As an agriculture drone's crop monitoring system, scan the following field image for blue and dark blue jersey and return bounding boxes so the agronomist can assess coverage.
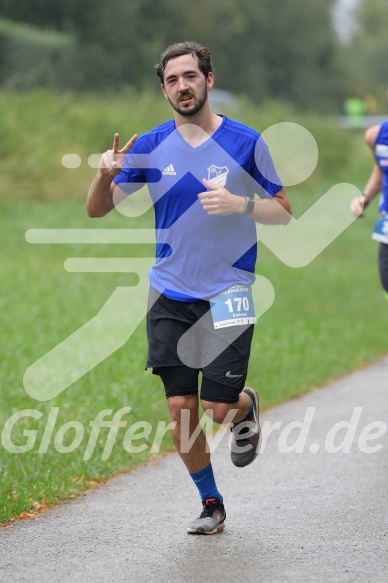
[375,121,388,214]
[113,115,282,300]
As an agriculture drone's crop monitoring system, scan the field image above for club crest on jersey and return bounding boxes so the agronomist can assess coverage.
[207,165,229,186]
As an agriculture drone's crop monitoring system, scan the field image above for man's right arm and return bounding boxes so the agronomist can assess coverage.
[86,172,116,217]
[86,133,138,218]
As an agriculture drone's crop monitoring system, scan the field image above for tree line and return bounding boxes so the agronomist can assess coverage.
[0,0,387,113]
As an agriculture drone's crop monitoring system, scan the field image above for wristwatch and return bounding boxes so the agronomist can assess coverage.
[243,196,255,215]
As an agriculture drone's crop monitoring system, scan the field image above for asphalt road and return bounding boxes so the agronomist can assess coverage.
[1,357,387,583]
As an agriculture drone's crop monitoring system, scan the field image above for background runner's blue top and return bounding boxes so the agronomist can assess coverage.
[375,120,388,214]
[113,115,282,300]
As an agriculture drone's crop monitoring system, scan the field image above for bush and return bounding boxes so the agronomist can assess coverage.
[0,89,372,201]
[0,18,76,91]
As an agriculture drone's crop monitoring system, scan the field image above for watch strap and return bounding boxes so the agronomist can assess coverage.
[243,196,255,215]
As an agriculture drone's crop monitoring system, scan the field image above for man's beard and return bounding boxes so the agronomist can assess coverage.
[168,86,208,117]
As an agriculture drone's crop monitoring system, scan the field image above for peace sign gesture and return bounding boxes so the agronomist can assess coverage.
[99,133,138,177]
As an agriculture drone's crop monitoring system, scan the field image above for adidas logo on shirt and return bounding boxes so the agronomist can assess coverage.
[162,164,177,176]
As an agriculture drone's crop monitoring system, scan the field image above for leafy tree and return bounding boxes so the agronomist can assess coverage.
[70,0,343,109]
[0,0,92,31]
[0,0,347,111]
[339,0,388,110]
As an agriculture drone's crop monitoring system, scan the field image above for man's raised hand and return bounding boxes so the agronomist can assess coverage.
[99,133,138,177]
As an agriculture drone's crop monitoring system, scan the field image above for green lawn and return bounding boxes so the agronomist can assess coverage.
[1,190,386,524]
[0,88,385,523]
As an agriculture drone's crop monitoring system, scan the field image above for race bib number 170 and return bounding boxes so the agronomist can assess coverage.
[209,284,256,329]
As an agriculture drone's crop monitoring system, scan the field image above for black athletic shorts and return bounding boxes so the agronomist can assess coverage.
[378,243,388,293]
[146,286,254,403]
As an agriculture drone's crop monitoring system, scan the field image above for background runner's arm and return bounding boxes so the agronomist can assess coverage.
[350,124,382,218]
[363,125,383,203]
[362,164,382,203]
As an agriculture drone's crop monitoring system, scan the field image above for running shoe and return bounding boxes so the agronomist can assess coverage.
[187,497,226,535]
[230,387,261,467]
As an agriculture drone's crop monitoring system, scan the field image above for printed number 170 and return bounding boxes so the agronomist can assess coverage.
[225,297,249,312]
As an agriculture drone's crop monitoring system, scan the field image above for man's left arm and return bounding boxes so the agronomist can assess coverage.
[198,180,292,225]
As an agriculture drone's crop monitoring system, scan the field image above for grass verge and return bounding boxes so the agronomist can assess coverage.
[0,190,386,524]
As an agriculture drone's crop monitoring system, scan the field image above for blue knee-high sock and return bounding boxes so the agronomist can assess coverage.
[189,463,223,504]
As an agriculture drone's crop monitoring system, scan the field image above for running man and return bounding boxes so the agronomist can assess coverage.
[350,121,388,296]
[87,41,292,534]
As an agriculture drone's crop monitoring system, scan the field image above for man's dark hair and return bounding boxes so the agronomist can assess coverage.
[155,41,213,83]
